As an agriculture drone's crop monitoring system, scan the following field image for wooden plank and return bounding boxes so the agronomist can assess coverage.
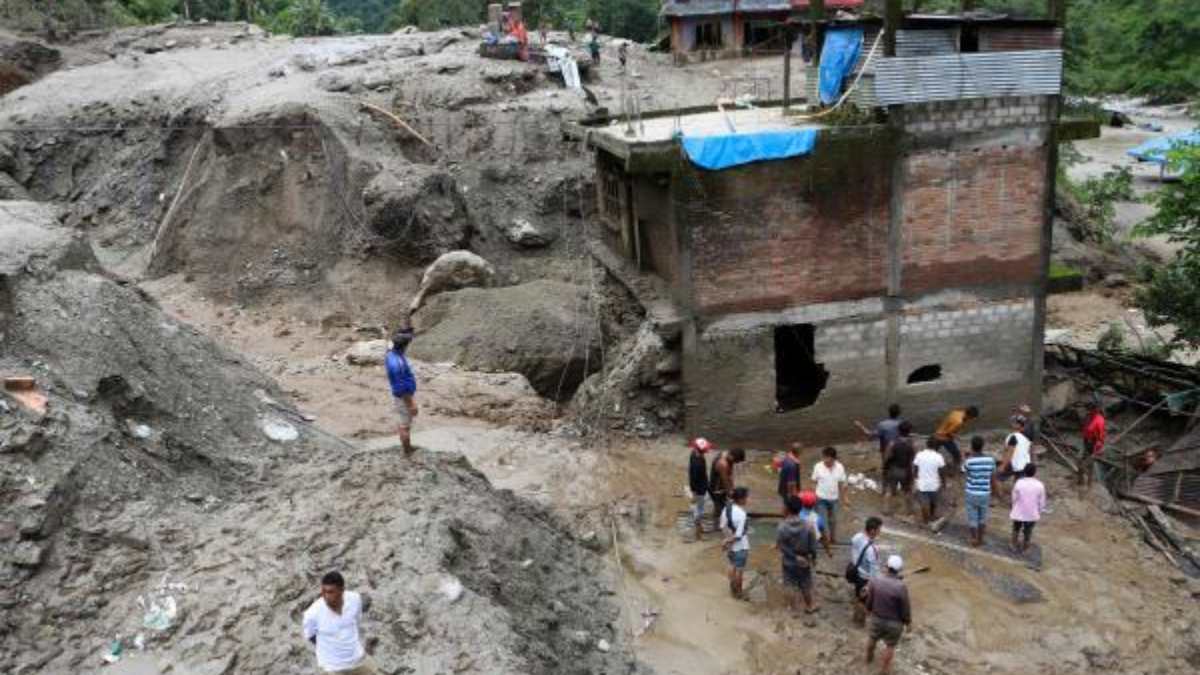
[3,376,36,391]
[1118,491,1200,519]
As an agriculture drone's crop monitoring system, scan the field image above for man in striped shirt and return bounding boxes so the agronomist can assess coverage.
[962,436,999,548]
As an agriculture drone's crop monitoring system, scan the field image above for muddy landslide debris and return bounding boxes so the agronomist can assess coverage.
[0,205,640,673]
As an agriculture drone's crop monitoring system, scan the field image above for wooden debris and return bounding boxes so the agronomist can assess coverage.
[357,101,433,148]
[1040,431,1080,474]
[3,376,36,391]
[1118,491,1200,520]
[1135,513,1177,567]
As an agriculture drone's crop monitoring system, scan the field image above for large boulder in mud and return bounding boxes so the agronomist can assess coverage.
[410,280,602,399]
[409,249,495,312]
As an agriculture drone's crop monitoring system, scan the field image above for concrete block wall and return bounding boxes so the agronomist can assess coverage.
[900,96,1056,135]
[684,298,1039,447]
[898,299,1035,390]
[684,310,890,446]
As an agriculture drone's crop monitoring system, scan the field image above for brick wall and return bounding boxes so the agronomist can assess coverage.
[900,142,1046,294]
[678,131,895,316]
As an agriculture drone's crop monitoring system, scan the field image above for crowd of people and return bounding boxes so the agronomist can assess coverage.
[685,401,1067,674]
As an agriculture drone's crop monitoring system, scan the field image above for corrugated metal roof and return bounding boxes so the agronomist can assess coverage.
[738,0,792,11]
[661,0,734,18]
[790,0,864,7]
[895,28,959,57]
[1146,426,1200,477]
[872,49,1062,105]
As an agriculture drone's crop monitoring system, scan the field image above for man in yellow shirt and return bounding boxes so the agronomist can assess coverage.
[931,405,979,507]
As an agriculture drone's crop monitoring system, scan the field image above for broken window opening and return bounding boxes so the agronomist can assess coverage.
[907,364,943,385]
[774,324,829,412]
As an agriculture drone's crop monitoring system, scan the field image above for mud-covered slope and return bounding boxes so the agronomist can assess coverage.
[0,23,595,305]
[0,212,640,674]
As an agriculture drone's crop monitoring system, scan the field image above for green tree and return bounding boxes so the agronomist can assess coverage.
[1135,145,1200,347]
[390,0,481,31]
[1067,0,1200,101]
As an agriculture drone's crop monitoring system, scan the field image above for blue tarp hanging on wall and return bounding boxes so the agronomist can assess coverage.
[1127,130,1200,165]
[818,28,863,106]
[680,128,819,171]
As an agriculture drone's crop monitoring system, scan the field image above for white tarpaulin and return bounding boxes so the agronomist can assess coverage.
[545,45,582,92]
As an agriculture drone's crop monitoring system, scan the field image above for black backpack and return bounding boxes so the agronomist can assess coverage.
[724,503,745,539]
[844,540,874,584]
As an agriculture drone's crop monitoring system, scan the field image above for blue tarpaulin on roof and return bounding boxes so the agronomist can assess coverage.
[680,128,819,171]
[1127,130,1200,165]
[818,27,863,106]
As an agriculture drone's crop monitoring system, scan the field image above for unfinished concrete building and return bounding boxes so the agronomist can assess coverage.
[578,6,1078,445]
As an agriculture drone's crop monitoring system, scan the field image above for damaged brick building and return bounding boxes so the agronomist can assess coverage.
[576,6,1082,445]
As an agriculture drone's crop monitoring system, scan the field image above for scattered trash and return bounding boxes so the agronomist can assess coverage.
[101,638,123,664]
[521,558,534,569]
[439,576,464,603]
[139,576,185,632]
[3,376,47,415]
[259,417,299,443]
[636,608,660,637]
[847,473,879,492]
[596,638,611,653]
[140,594,178,631]
[132,424,153,439]
[133,633,146,651]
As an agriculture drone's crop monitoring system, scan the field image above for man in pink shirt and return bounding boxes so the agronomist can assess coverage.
[1010,464,1046,555]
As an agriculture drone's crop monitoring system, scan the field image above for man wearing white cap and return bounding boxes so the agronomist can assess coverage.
[865,555,912,675]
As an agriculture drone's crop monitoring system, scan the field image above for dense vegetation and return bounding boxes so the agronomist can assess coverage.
[1067,0,1200,102]
[1135,146,1200,349]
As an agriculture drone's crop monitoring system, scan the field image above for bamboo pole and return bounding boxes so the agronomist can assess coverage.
[357,101,433,148]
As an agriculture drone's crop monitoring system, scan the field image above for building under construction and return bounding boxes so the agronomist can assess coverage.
[576,3,1089,445]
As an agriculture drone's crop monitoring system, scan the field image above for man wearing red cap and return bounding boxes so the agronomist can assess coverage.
[687,438,712,542]
[797,490,833,558]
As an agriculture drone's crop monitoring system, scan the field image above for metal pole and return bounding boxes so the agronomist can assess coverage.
[884,0,901,57]
[783,30,792,114]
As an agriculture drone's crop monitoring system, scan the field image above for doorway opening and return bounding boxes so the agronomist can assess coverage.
[774,324,829,412]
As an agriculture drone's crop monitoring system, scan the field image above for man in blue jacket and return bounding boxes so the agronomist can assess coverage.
[386,328,418,456]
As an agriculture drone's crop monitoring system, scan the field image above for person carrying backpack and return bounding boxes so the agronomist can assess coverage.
[847,516,882,625]
[778,494,821,615]
[719,487,751,600]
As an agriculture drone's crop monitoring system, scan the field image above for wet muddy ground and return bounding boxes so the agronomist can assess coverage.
[146,270,1200,675]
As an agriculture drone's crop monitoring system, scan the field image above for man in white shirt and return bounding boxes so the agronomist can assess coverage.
[302,571,375,674]
[998,415,1033,500]
[913,438,947,526]
[719,486,751,600]
[849,516,882,626]
[812,446,850,543]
